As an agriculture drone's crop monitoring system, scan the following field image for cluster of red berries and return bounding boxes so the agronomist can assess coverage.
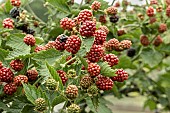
[0,60,38,95]
[105,38,132,51]
[140,34,163,47]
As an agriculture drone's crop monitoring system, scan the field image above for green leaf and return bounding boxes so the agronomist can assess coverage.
[86,97,112,113]
[165,88,170,105]
[0,48,9,64]
[4,0,13,13]
[21,105,37,113]
[54,55,67,70]
[6,33,27,49]
[118,34,134,40]
[163,32,170,44]
[140,49,163,68]
[115,55,136,69]
[6,48,31,60]
[0,101,8,111]
[98,62,116,77]
[47,0,70,13]
[32,49,61,65]
[52,95,66,107]
[83,38,94,52]
[112,85,121,98]
[144,99,157,110]
[23,83,44,104]
[46,62,64,90]
[77,54,88,69]
[35,36,44,45]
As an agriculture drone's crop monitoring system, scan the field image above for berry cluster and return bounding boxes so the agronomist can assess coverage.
[140,34,163,47]
[105,38,132,51]
[0,60,39,95]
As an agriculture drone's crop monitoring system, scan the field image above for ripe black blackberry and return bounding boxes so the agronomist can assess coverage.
[55,34,68,51]
[127,48,136,57]
[16,24,28,32]
[110,15,119,23]
[10,7,20,18]
[26,28,35,35]
[59,34,68,43]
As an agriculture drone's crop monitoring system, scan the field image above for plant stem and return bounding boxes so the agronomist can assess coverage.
[111,0,116,6]
[145,0,149,6]
[33,76,43,86]
[60,56,77,68]
[79,0,84,9]
[132,46,143,62]
[150,33,159,44]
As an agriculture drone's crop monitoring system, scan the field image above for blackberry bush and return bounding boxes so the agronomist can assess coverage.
[0,0,170,113]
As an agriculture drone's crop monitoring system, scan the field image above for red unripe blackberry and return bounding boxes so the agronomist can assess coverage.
[158,23,167,33]
[23,34,36,46]
[60,17,75,30]
[99,15,107,23]
[166,6,170,17]
[166,0,170,5]
[10,0,21,7]
[55,34,68,51]
[87,44,104,62]
[3,18,14,29]
[94,30,107,45]
[65,85,78,99]
[140,35,150,46]
[57,70,68,85]
[98,25,109,35]
[0,61,3,69]
[66,55,76,65]
[0,67,14,83]
[106,6,117,15]
[149,17,157,24]
[153,35,163,46]
[150,0,158,5]
[109,15,119,23]
[117,29,126,36]
[77,9,93,23]
[103,54,119,67]
[112,69,128,82]
[26,69,38,81]
[91,1,101,11]
[3,83,17,95]
[79,21,96,37]
[119,40,132,49]
[65,35,81,54]
[146,6,155,17]
[114,2,120,7]
[10,59,24,71]
[45,41,56,50]
[34,45,46,53]
[105,38,119,51]
[96,75,113,90]
[80,75,92,89]
[88,63,100,77]
[13,75,28,86]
